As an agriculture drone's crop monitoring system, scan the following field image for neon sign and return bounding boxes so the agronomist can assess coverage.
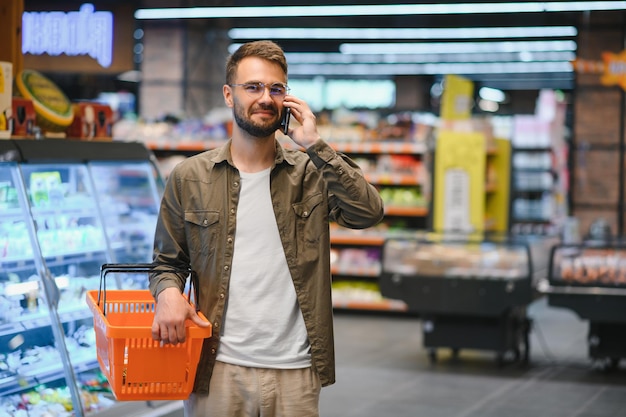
[22,4,113,68]
[573,50,626,91]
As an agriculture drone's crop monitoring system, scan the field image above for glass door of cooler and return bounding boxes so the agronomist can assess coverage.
[1,162,96,417]
[89,161,162,278]
[11,162,116,416]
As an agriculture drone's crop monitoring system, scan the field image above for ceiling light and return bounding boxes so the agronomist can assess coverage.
[135,2,626,19]
[339,40,577,54]
[479,87,507,102]
[280,51,576,64]
[228,26,578,40]
[286,61,573,76]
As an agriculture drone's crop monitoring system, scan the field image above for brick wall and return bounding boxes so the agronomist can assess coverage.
[572,11,626,236]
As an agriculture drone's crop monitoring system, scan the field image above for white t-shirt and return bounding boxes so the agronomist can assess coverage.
[216,167,311,368]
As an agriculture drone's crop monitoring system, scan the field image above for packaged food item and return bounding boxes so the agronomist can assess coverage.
[66,102,113,140]
[14,69,74,134]
[0,61,12,138]
[10,97,36,137]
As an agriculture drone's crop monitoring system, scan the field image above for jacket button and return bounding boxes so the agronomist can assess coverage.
[234,182,239,187]
[211,348,216,354]
[224,265,229,271]
[303,211,309,217]
[203,219,208,226]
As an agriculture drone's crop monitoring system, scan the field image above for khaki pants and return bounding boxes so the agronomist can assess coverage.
[184,361,321,417]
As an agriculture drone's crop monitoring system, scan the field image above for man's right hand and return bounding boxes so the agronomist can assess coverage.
[151,287,210,345]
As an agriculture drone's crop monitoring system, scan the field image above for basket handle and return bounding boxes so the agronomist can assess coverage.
[98,263,197,316]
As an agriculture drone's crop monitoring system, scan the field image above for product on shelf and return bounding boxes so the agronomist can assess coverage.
[10,97,36,138]
[14,70,74,134]
[66,102,114,140]
[383,239,528,279]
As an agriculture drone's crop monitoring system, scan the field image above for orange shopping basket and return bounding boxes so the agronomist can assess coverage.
[86,263,212,401]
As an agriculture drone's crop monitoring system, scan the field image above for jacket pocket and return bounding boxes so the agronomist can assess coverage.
[185,210,220,255]
[292,193,325,244]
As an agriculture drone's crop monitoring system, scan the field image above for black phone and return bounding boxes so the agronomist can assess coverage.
[280,107,291,135]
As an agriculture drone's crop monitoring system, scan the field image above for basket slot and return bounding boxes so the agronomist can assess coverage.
[121,381,187,398]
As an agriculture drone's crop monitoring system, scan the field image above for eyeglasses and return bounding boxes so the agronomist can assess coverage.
[229,82,290,98]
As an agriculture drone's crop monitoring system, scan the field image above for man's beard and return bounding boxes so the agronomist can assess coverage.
[233,101,283,138]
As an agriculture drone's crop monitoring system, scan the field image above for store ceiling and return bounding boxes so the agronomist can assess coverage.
[130,0,620,92]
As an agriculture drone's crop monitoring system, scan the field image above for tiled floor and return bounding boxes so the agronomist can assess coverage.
[158,297,626,417]
[320,298,626,417]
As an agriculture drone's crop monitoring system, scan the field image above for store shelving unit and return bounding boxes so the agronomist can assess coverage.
[432,130,512,234]
[509,93,569,237]
[541,243,626,370]
[510,146,556,233]
[0,140,173,416]
[328,141,429,312]
[379,233,554,365]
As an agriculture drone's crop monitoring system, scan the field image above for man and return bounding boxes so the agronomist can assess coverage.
[150,40,384,417]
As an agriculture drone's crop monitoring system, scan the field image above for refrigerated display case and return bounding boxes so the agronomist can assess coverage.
[0,139,169,416]
[541,243,626,370]
[379,233,552,365]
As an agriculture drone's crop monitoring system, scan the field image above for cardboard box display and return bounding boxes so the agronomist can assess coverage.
[66,102,114,140]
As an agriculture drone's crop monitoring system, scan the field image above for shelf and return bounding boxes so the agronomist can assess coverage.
[146,140,222,151]
[366,173,421,185]
[330,142,426,155]
[330,233,386,246]
[331,265,381,277]
[384,205,428,216]
[332,299,408,312]
[0,206,24,218]
[41,247,108,263]
[0,322,24,338]
[1,256,36,270]
[31,203,99,217]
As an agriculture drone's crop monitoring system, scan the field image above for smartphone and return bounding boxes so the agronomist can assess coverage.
[280,107,291,135]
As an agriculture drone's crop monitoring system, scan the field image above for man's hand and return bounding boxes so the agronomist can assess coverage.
[151,287,210,345]
[282,95,321,149]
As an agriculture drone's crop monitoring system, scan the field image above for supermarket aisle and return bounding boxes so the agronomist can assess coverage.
[320,297,626,417]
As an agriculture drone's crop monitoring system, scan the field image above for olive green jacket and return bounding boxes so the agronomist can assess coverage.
[150,138,384,394]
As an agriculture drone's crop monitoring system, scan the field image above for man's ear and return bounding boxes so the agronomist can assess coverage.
[223,85,234,108]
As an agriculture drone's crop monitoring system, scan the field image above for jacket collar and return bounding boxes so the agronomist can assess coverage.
[210,138,297,167]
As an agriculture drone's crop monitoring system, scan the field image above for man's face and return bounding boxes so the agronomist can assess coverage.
[226,56,287,138]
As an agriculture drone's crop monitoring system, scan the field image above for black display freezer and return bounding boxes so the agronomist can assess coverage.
[540,243,626,371]
[379,233,554,365]
[0,139,168,416]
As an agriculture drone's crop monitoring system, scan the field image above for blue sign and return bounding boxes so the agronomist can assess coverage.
[22,4,113,68]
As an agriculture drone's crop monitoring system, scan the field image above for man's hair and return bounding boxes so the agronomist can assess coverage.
[225,40,288,84]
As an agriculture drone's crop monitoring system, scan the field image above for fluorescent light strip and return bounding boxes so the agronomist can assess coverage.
[287,61,574,76]
[340,40,577,54]
[229,26,578,40]
[283,51,576,64]
[135,2,626,19]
